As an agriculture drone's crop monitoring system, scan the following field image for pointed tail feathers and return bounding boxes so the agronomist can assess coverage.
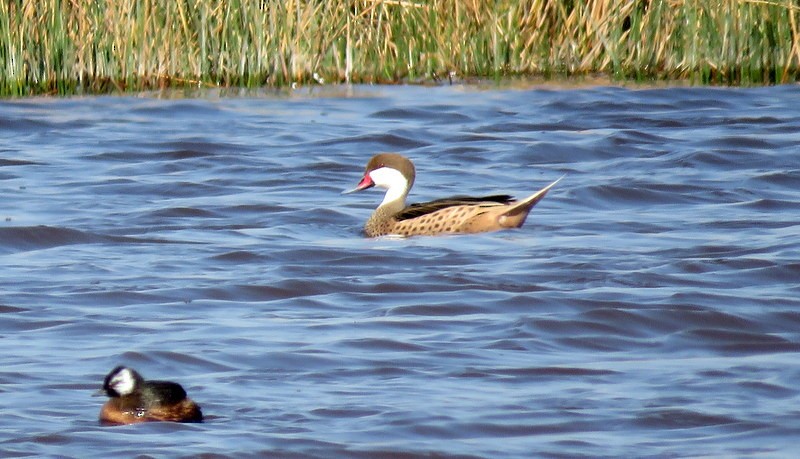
[499,175,564,227]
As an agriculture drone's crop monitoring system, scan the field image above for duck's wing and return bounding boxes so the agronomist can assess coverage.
[395,195,514,221]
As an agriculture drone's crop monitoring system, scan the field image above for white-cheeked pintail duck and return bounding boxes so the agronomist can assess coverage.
[344,153,561,237]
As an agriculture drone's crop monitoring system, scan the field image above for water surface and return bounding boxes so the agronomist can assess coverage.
[1,84,799,457]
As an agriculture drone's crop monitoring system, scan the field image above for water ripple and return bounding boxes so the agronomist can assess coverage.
[1,85,800,457]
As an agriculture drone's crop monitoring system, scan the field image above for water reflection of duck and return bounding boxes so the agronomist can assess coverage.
[98,366,203,425]
[344,153,562,237]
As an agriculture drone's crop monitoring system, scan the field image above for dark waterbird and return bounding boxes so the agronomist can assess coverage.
[97,366,203,425]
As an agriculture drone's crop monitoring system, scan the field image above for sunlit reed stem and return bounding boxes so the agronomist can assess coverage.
[1,0,798,95]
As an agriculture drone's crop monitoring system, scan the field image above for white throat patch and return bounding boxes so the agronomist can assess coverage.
[369,167,408,206]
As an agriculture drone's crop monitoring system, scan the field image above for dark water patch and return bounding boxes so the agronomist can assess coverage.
[142,351,237,373]
[0,304,28,313]
[309,159,358,174]
[532,317,629,337]
[146,207,221,218]
[444,132,505,144]
[311,365,420,380]
[663,307,757,331]
[483,339,530,351]
[112,180,225,198]
[671,91,740,110]
[742,262,800,284]
[8,433,73,446]
[673,256,776,274]
[66,290,177,307]
[738,198,800,211]
[698,135,779,150]
[339,338,430,352]
[572,182,708,208]
[665,292,773,315]
[224,203,296,216]
[721,115,788,126]
[0,226,194,254]
[472,121,567,134]
[210,250,270,263]
[436,146,493,159]
[0,158,43,167]
[0,372,38,385]
[111,351,169,367]
[13,319,72,332]
[347,450,483,459]
[343,280,479,296]
[613,128,674,145]
[736,380,794,398]
[750,169,800,188]
[634,409,741,429]
[658,243,761,260]
[192,279,345,302]
[384,303,488,317]
[370,107,473,123]
[87,149,218,163]
[159,140,242,155]
[677,328,799,354]
[768,310,800,327]
[129,99,221,117]
[581,308,676,336]
[310,407,382,418]
[558,335,660,352]
[456,366,618,380]
[700,218,799,231]
[309,132,432,149]
[0,226,128,253]
[0,117,54,131]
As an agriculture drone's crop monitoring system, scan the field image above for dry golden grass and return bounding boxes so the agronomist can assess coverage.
[1,0,798,95]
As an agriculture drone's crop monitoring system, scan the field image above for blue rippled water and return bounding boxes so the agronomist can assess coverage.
[1,84,799,457]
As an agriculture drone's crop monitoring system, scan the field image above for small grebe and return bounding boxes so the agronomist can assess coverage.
[98,366,203,425]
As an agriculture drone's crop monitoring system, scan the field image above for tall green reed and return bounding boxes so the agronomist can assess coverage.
[1,0,798,96]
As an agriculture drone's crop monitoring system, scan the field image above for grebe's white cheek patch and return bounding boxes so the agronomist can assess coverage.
[110,368,137,395]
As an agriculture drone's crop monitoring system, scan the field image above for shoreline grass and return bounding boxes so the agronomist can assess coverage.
[2,0,799,96]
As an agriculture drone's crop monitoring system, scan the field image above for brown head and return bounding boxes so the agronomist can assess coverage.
[343,153,416,196]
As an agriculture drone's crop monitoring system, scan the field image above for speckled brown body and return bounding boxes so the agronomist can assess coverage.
[365,199,526,237]
[349,153,561,238]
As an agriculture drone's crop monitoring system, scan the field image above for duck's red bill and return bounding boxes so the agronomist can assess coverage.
[342,175,375,194]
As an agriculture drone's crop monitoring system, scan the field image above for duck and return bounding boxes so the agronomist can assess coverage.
[97,366,203,425]
[343,153,561,237]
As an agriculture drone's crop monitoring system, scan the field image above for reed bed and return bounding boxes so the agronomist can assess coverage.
[1,0,799,95]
